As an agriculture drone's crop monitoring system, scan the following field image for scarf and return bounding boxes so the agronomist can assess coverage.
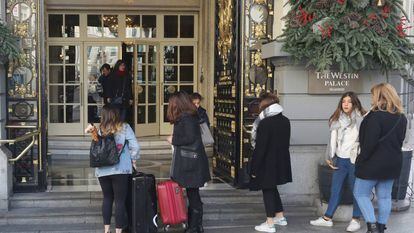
[330,110,363,146]
[117,70,126,77]
[251,103,284,148]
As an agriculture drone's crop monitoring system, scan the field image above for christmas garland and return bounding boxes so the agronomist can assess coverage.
[0,22,20,62]
[278,0,414,72]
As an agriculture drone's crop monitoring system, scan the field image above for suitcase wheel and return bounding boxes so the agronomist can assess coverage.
[163,225,170,232]
[182,223,187,229]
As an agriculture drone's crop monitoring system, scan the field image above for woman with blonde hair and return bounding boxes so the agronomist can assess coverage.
[353,83,407,233]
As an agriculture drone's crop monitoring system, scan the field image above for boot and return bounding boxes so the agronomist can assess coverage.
[196,206,204,233]
[376,223,387,233]
[366,223,379,233]
[185,208,198,233]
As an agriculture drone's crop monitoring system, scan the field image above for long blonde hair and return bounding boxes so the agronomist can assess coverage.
[371,83,403,114]
[100,105,123,136]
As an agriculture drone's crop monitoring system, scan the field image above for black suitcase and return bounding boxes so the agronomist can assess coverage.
[129,172,158,233]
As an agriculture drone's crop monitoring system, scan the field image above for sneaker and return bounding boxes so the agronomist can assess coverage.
[273,217,288,226]
[346,219,361,232]
[254,222,276,233]
[310,217,333,227]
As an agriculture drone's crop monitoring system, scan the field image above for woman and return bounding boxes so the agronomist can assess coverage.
[85,105,140,233]
[249,92,292,233]
[190,92,210,128]
[310,92,366,232]
[354,83,407,233]
[109,60,133,122]
[166,91,211,233]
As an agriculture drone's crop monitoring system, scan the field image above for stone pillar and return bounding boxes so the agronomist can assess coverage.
[0,146,12,211]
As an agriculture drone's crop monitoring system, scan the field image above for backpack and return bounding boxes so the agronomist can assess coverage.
[90,133,126,168]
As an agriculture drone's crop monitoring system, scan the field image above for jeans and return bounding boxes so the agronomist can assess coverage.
[325,157,362,219]
[353,178,394,224]
[262,188,284,218]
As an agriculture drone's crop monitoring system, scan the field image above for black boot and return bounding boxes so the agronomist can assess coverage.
[196,206,204,233]
[367,223,379,233]
[185,208,198,233]
[376,223,387,233]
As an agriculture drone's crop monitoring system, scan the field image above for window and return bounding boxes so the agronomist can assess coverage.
[164,15,194,38]
[126,15,156,38]
[48,14,80,38]
[87,14,118,38]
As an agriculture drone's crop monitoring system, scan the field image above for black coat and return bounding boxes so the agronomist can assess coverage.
[197,106,210,128]
[249,114,292,191]
[98,74,111,99]
[171,113,211,188]
[355,111,407,180]
[109,72,133,106]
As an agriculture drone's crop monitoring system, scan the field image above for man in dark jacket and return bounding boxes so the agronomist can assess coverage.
[98,64,112,104]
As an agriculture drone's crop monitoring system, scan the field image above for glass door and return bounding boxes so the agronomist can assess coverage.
[48,44,83,135]
[160,42,198,135]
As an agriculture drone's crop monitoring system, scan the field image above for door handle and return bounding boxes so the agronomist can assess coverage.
[80,82,83,106]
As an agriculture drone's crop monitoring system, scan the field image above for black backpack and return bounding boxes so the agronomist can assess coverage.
[90,134,126,168]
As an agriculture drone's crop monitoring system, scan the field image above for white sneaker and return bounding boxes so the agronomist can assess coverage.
[346,219,361,232]
[254,222,276,233]
[273,217,287,226]
[310,217,333,227]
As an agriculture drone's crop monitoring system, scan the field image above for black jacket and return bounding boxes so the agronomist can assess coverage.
[109,72,133,105]
[197,106,210,128]
[98,74,111,99]
[249,114,292,190]
[171,113,211,188]
[355,111,407,180]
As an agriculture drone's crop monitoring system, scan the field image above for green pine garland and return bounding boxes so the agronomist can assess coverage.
[278,0,414,73]
[0,22,20,62]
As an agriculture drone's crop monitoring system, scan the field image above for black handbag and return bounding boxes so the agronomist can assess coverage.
[89,134,126,168]
[113,77,127,105]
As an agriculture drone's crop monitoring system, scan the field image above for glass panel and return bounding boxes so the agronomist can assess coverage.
[180,16,194,38]
[137,65,146,83]
[49,46,63,64]
[148,105,156,123]
[180,85,193,94]
[126,15,141,38]
[137,85,146,103]
[137,106,146,124]
[65,15,80,38]
[148,85,156,103]
[88,104,101,123]
[65,46,79,64]
[164,46,178,64]
[65,66,80,84]
[164,15,178,38]
[142,15,156,38]
[137,44,146,64]
[103,15,118,38]
[49,86,64,103]
[164,105,169,122]
[50,105,64,123]
[48,15,63,37]
[164,66,177,82]
[66,105,81,123]
[87,46,100,65]
[65,86,80,103]
[148,45,157,64]
[148,66,156,83]
[180,66,194,83]
[164,85,177,103]
[102,46,119,65]
[180,46,194,64]
[49,66,63,84]
[87,15,102,38]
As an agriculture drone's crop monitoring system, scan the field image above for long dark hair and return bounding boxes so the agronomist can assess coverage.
[329,92,366,126]
[167,91,197,124]
[113,60,126,72]
[100,104,123,136]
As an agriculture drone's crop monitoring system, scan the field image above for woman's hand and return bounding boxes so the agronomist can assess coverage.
[132,160,138,170]
[326,159,338,170]
[84,124,95,134]
[166,135,173,144]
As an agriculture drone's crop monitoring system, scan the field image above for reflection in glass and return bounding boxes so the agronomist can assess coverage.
[13,67,33,85]
[103,15,118,38]
[180,16,195,38]
[137,45,146,64]
[12,3,32,21]
[65,86,80,103]
[137,66,146,83]
[164,85,177,103]
[87,15,102,38]
[138,86,146,103]
[65,46,79,64]
[87,46,100,65]
[180,85,193,94]
[137,106,146,124]
[88,104,102,123]
[49,66,63,83]
[65,15,80,37]
[148,66,157,83]
[49,86,64,103]
[164,46,178,64]
[148,85,156,103]
[164,66,178,82]
[148,105,156,123]
[65,66,80,84]
[66,105,81,123]
[49,46,63,64]
[148,45,157,64]
[48,15,63,37]
[180,66,194,82]
[102,46,119,65]
[164,15,178,38]
[50,105,64,123]
[164,105,169,122]
[126,15,141,38]
[142,15,156,38]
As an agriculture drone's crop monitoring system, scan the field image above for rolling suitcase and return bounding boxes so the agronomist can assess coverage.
[130,172,158,233]
[157,180,188,230]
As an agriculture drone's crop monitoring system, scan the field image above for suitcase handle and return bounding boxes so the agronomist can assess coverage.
[153,214,158,227]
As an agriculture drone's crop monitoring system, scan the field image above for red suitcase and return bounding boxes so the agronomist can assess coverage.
[157,180,188,228]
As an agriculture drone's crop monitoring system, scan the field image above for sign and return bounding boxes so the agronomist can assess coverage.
[308,70,363,94]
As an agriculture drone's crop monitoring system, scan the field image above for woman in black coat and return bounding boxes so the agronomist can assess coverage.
[109,60,133,122]
[166,91,211,233]
[249,93,292,233]
[353,83,407,233]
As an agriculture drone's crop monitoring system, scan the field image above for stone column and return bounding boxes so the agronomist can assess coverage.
[0,146,12,211]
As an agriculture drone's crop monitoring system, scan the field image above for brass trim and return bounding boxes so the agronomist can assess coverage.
[0,129,40,145]
[239,0,245,170]
[5,125,37,129]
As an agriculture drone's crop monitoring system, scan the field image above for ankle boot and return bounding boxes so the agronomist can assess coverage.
[366,223,379,233]
[185,208,198,233]
[196,206,204,233]
[376,223,387,233]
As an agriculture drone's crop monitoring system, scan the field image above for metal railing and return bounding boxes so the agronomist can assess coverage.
[0,129,40,163]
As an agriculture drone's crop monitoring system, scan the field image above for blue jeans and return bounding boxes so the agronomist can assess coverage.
[353,178,394,224]
[325,157,362,219]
